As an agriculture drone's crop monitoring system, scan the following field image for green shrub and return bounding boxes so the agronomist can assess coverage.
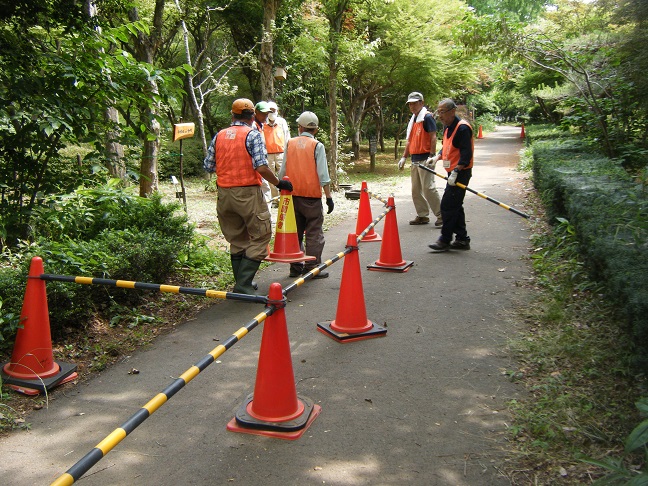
[0,184,201,353]
[528,126,648,366]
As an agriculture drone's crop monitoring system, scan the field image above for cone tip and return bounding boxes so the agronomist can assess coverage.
[268,282,283,300]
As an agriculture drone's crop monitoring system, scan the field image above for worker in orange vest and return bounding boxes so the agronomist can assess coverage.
[279,111,334,279]
[428,98,474,252]
[203,98,293,293]
[263,101,290,207]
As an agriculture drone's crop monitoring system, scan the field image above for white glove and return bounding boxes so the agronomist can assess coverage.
[448,168,459,186]
[426,155,439,167]
[398,157,406,170]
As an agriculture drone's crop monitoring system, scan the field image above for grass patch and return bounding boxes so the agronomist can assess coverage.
[504,184,646,484]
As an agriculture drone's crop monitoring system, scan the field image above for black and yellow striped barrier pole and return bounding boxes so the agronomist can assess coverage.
[366,190,389,206]
[418,165,530,219]
[50,304,278,486]
[356,203,392,242]
[37,274,267,304]
[282,202,392,296]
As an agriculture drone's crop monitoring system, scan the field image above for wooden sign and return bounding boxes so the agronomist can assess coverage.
[173,123,195,142]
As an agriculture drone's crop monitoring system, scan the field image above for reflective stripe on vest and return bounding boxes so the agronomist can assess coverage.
[285,136,321,198]
[263,123,286,154]
[441,120,474,172]
[409,117,431,155]
[215,125,262,187]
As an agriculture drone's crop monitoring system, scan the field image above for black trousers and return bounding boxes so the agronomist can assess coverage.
[439,168,472,243]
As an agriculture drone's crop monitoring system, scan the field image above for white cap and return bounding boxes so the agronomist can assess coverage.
[296,111,319,128]
[406,92,424,103]
[267,101,278,111]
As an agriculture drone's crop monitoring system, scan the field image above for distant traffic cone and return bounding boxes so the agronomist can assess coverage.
[477,125,484,139]
[367,197,413,273]
[1,257,77,395]
[520,123,526,138]
[355,181,381,242]
[317,234,386,342]
[227,282,321,440]
[265,177,316,264]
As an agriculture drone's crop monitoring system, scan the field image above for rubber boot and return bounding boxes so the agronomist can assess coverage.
[233,257,261,295]
[231,253,258,291]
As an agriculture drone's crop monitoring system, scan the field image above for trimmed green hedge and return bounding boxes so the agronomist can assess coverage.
[529,130,648,365]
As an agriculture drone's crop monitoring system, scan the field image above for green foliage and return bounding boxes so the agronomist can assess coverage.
[508,201,642,481]
[578,397,648,484]
[528,125,648,367]
[0,297,21,346]
[0,183,198,353]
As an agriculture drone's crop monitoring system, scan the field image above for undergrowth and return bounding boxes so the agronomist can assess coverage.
[506,179,646,484]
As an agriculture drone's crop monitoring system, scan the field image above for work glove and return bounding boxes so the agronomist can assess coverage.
[448,168,459,186]
[398,157,406,170]
[326,197,334,214]
[426,155,439,167]
[276,179,293,192]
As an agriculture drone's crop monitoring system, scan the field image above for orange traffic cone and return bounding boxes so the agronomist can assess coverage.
[477,125,484,139]
[1,257,77,395]
[317,234,386,342]
[367,196,413,273]
[265,177,316,264]
[355,181,381,242]
[520,123,526,139]
[227,282,321,439]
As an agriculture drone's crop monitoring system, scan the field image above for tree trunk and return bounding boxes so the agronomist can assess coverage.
[325,0,351,190]
[86,0,125,179]
[140,79,161,197]
[129,1,165,196]
[105,107,126,179]
[260,0,277,100]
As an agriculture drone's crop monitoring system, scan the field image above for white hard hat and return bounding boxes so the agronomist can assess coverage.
[296,111,318,128]
[267,101,278,111]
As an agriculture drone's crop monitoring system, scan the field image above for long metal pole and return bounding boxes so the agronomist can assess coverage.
[418,165,530,219]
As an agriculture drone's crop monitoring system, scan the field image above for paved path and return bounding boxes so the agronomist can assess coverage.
[0,126,532,485]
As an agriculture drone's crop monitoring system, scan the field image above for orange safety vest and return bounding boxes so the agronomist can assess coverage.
[262,123,286,154]
[441,120,474,172]
[408,114,432,155]
[215,125,262,187]
[285,136,321,198]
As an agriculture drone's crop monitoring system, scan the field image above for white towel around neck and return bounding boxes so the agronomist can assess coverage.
[406,107,428,140]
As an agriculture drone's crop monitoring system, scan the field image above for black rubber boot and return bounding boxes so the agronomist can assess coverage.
[231,253,258,291]
[233,257,261,295]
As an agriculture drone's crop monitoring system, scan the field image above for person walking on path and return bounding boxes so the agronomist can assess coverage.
[397,91,442,227]
[428,98,474,252]
[278,111,334,279]
[203,98,293,294]
[263,101,290,206]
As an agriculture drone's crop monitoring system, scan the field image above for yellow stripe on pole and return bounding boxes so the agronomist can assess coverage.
[159,285,180,294]
[233,327,249,340]
[500,203,511,210]
[209,344,227,359]
[50,473,75,486]
[143,393,168,414]
[115,280,136,289]
[75,277,93,285]
[205,290,227,299]
[179,366,200,384]
[96,429,127,454]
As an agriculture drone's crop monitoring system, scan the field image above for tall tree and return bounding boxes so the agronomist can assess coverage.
[128,1,167,197]
[322,0,355,188]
